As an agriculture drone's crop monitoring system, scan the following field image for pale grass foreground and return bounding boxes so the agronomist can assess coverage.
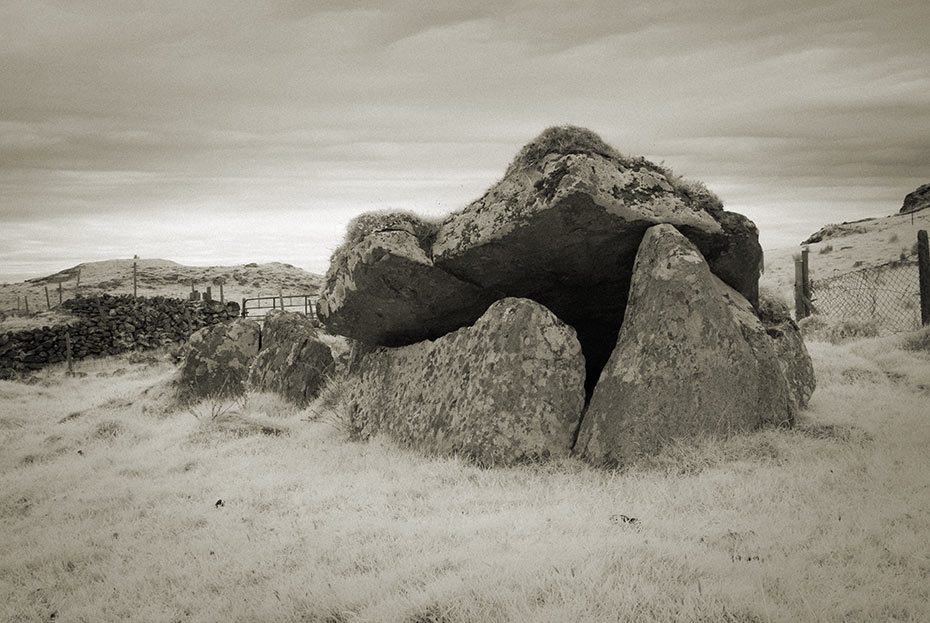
[1,333,929,623]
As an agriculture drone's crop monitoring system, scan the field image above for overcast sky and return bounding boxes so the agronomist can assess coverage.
[2,0,928,282]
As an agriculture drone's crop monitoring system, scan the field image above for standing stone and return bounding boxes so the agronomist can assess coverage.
[176,318,260,405]
[575,224,768,466]
[766,319,816,415]
[248,310,334,407]
[345,298,586,466]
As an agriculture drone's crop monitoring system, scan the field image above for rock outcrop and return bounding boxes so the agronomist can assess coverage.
[176,318,260,404]
[574,224,791,466]
[248,310,334,407]
[314,126,815,468]
[344,298,586,466]
[900,183,930,214]
[318,126,763,393]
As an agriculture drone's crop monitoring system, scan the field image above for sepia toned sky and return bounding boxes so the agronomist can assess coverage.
[2,0,929,282]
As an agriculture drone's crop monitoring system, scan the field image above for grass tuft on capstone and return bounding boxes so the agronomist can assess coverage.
[505,125,632,175]
[506,125,723,212]
[325,210,443,282]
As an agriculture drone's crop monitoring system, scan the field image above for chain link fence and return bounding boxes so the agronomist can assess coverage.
[810,259,921,333]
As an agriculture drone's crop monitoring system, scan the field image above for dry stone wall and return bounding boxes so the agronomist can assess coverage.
[0,294,238,378]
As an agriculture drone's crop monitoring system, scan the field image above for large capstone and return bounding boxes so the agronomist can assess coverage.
[316,227,496,346]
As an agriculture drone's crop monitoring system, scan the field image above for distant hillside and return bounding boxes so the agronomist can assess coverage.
[760,207,930,305]
[0,258,323,328]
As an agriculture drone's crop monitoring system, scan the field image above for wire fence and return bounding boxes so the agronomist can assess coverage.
[810,259,922,333]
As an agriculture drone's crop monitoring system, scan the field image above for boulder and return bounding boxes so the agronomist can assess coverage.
[711,275,793,427]
[765,319,816,415]
[756,292,817,414]
[176,318,260,405]
[344,298,586,466]
[316,227,496,346]
[575,224,779,466]
[900,183,930,214]
[248,310,334,407]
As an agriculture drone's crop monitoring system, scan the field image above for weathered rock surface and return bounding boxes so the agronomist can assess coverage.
[344,297,586,466]
[765,319,816,415]
[248,310,334,407]
[756,292,816,414]
[900,182,930,214]
[318,127,763,394]
[432,148,762,391]
[712,275,793,427]
[575,224,782,466]
[316,228,496,346]
[176,318,260,404]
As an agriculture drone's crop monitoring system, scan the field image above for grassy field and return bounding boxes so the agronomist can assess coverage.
[2,330,929,622]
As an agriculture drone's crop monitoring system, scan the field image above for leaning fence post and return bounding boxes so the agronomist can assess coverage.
[795,251,810,320]
[918,230,930,326]
[45,286,51,310]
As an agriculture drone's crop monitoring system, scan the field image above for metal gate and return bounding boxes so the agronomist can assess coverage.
[241,294,317,321]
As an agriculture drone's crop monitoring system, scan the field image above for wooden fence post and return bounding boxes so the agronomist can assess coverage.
[241,297,247,318]
[279,289,285,312]
[133,261,137,298]
[801,247,813,318]
[794,253,810,320]
[918,230,930,327]
[65,332,73,376]
[24,296,29,314]
[45,286,51,310]
[219,282,224,303]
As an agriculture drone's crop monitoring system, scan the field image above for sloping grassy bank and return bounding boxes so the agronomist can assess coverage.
[1,332,928,622]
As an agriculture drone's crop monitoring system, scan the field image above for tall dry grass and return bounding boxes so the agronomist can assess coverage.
[1,334,929,622]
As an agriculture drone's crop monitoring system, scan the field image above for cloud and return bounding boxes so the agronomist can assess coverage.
[2,0,929,280]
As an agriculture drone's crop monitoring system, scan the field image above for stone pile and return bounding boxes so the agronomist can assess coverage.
[0,294,239,378]
[317,126,816,467]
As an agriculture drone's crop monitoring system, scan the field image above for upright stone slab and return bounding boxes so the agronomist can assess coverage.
[176,318,260,405]
[345,298,586,466]
[575,224,766,466]
[248,310,334,407]
[766,319,816,415]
